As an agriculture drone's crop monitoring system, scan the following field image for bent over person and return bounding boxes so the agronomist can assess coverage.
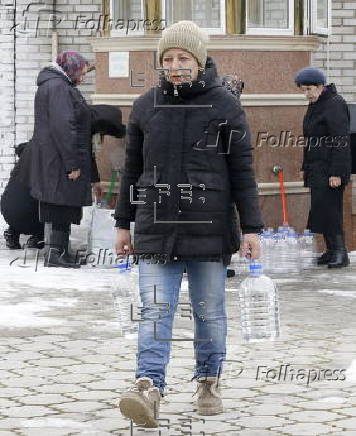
[114,21,263,427]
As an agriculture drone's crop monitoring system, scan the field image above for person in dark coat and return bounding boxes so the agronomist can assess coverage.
[1,141,44,249]
[90,105,126,139]
[30,51,94,268]
[1,104,126,251]
[115,21,263,425]
[295,67,352,268]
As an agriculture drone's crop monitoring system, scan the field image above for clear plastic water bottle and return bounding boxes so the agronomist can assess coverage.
[237,254,251,276]
[269,233,285,273]
[112,262,141,339]
[229,252,240,270]
[230,241,250,276]
[277,225,291,236]
[285,230,301,273]
[300,229,317,269]
[238,262,280,343]
[260,231,274,273]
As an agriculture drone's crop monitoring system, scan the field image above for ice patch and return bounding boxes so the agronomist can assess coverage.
[0,252,116,293]
[20,417,90,429]
[319,396,348,403]
[318,289,356,298]
[272,277,300,283]
[0,299,77,327]
[345,359,356,382]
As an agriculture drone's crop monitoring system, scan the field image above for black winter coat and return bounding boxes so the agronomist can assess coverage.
[115,57,263,258]
[0,141,43,235]
[302,84,351,187]
[30,67,93,207]
[90,105,126,138]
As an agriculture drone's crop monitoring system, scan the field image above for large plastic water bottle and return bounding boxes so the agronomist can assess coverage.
[230,235,250,276]
[285,230,301,273]
[277,225,291,236]
[238,263,280,343]
[260,230,274,273]
[300,229,317,269]
[112,263,141,339]
[269,233,285,273]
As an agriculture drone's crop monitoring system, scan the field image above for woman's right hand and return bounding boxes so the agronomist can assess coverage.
[68,169,81,180]
[115,229,134,255]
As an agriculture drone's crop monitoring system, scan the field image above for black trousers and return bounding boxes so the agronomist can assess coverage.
[39,201,82,226]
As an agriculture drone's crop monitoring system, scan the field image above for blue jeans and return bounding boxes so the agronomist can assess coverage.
[135,260,227,394]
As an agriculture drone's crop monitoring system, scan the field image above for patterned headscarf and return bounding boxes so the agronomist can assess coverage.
[56,51,88,85]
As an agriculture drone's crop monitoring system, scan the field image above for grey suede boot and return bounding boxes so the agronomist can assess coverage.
[195,377,223,415]
[118,377,160,428]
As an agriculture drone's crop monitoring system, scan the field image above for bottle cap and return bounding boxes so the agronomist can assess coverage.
[116,262,131,272]
[263,228,273,235]
[249,263,263,275]
[287,230,298,237]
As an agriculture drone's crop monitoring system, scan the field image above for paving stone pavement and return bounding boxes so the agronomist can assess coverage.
[0,237,356,435]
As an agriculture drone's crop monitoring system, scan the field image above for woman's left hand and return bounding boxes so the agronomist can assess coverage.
[329,176,341,188]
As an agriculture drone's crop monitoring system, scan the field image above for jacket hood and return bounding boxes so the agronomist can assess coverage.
[36,66,72,87]
[14,141,30,157]
[159,56,221,100]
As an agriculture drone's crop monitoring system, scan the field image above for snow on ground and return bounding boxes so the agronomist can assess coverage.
[318,289,356,298]
[345,359,356,382]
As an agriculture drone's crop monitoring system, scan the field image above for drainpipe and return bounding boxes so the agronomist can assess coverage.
[13,0,17,149]
[51,0,58,60]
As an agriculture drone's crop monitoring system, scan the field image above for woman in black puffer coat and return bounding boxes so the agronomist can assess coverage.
[115,21,263,423]
[115,59,263,262]
[295,67,352,268]
[30,51,93,268]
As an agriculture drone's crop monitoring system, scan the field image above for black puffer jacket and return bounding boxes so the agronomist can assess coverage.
[302,84,351,187]
[115,57,263,258]
[30,67,92,207]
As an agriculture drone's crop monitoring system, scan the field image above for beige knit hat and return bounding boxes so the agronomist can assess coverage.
[158,21,209,67]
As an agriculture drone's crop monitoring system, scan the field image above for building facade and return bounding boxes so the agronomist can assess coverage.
[0,0,355,247]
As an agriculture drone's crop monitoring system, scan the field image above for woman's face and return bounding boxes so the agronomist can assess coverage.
[299,84,324,103]
[162,48,199,85]
[76,64,88,85]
